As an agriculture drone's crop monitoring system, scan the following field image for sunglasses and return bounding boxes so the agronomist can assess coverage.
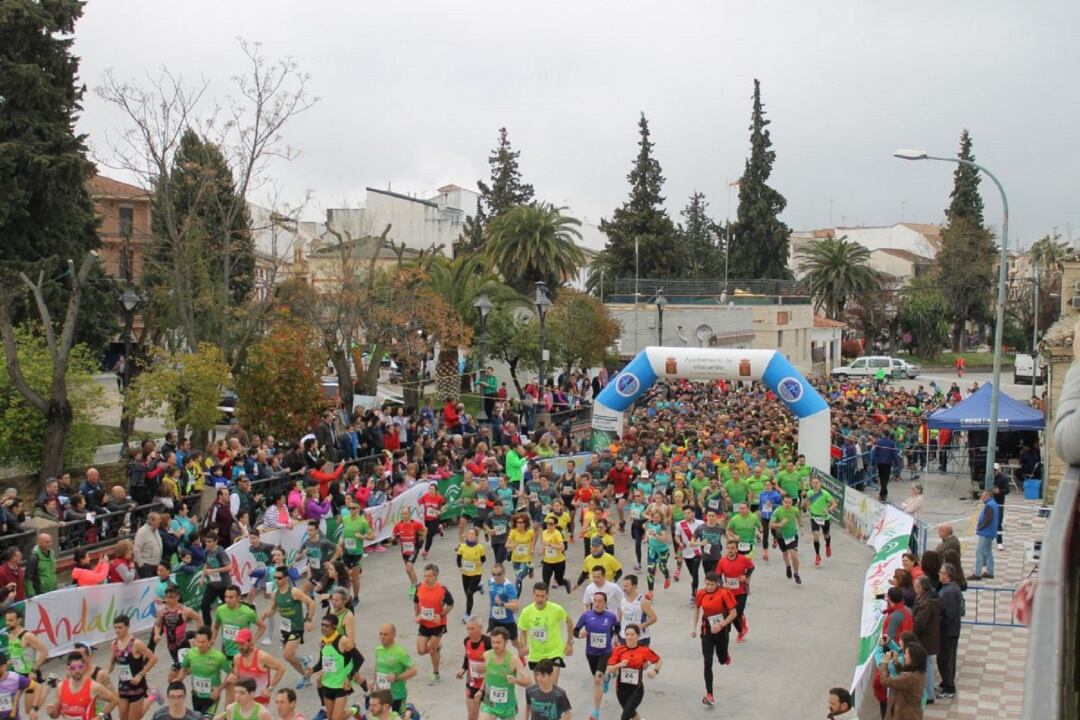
[68,662,85,671]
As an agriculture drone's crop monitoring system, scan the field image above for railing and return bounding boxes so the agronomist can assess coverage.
[1022,464,1079,720]
[0,528,37,557]
[961,585,1023,627]
[606,277,808,299]
[56,492,203,557]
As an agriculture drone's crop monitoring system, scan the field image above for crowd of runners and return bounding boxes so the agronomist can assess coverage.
[9,375,957,720]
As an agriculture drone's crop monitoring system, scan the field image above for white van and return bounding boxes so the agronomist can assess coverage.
[1014,353,1047,385]
[830,356,897,380]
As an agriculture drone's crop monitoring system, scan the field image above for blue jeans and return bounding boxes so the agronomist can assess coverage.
[924,654,936,700]
[975,535,995,576]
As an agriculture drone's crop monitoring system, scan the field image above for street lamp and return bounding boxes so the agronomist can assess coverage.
[473,290,494,419]
[895,148,1009,492]
[654,290,668,345]
[534,281,553,398]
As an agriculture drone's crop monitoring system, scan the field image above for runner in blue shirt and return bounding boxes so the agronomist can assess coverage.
[757,480,784,563]
[573,591,620,720]
[486,563,520,642]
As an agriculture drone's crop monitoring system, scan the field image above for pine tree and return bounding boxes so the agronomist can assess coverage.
[727,79,791,280]
[477,127,535,219]
[598,113,681,281]
[679,191,723,278]
[935,129,996,351]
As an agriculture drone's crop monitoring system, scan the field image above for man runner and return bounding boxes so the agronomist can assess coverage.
[210,678,271,720]
[179,627,231,715]
[298,522,341,596]
[392,507,426,590]
[517,583,574,685]
[617,575,657,647]
[339,499,375,600]
[258,568,316,689]
[4,608,47,713]
[304,615,364,720]
[478,627,530,720]
[414,564,454,685]
[770,496,803,584]
[523,659,572,720]
[806,477,838,566]
[46,652,118,720]
[108,613,156,720]
[231,630,285,706]
[574,592,619,720]
[212,586,264,666]
[691,572,737,707]
[373,624,417,716]
[715,539,755,643]
[152,682,201,720]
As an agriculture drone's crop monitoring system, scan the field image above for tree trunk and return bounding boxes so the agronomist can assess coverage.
[951,320,963,353]
[330,348,354,412]
[40,399,73,479]
[435,349,459,403]
[508,357,524,399]
[358,346,381,395]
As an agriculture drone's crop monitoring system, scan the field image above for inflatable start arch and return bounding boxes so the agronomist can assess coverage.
[591,347,831,472]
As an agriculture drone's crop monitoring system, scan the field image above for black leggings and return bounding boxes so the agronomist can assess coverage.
[631,521,645,565]
[462,574,482,616]
[700,627,731,695]
[541,561,572,593]
[683,556,702,594]
[423,519,440,552]
[492,543,508,564]
[734,593,748,634]
[616,682,644,720]
[200,584,227,626]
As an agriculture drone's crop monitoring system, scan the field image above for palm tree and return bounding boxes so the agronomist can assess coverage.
[1029,233,1071,269]
[484,202,586,293]
[799,235,883,319]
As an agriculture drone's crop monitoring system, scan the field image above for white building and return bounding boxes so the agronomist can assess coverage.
[867,248,934,284]
[790,222,942,277]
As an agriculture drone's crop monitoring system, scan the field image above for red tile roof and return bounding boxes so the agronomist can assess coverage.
[89,175,151,199]
[813,316,847,328]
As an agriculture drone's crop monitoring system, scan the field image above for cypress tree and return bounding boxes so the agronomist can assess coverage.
[0,0,98,264]
[477,127,534,219]
[935,129,996,351]
[727,79,791,280]
[679,191,723,279]
[598,113,681,280]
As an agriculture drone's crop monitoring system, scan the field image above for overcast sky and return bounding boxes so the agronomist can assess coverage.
[74,0,1080,247]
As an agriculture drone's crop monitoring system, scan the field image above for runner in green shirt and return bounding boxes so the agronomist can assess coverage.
[770,496,802,585]
[517,585,574,684]
[723,474,749,511]
[726,503,762,556]
[340,500,375,600]
[212,586,263,660]
[373,624,417,712]
[180,627,232,714]
[258,568,316,687]
[806,477,838,567]
[775,462,803,504]
[479,627,530,719]
[305,615,364,720]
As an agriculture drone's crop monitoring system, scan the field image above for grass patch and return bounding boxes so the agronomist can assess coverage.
[87,424,156,447]
[923,351,1015,368]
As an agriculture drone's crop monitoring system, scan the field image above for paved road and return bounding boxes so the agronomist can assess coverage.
[40,521,870,720]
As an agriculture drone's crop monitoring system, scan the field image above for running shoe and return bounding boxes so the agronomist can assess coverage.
[295,675,312,690]
[633,564,642,572]
[260,636,272,646]
[301,655,313,668]
[673,569,681,581]
[663,577,671,590]
[421,550,428,560]
[644,591,654,601]
[785,565,792,579]
[815,555,821,567]
[702,694,715,707]
[723,655,732,665]
[591,710,601,720]
[825,545,832,558]
[762,551,769,562]
[428,673,441,686]
[736,631,747,643]
[602,673,611,694]
[373,544,386,553]
[794,573,802,585]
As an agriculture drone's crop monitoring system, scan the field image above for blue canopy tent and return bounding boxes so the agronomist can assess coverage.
[926,383,1045,431]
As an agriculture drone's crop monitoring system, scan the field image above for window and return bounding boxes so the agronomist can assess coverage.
[870,358,889,368]
[776,311,790,326]
[118,207,134,237]
[851,359,867,369]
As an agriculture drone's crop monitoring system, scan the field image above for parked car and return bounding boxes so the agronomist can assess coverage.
[831,356,898,380]
[891,357,921,379]
[217,390,237,424]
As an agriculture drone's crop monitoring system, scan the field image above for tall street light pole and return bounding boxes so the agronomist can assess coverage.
[473,290,494,420]
[895,148,1009,492]
[655,290,667,346]
[534,282,553,428]
[1031,266,1040,400]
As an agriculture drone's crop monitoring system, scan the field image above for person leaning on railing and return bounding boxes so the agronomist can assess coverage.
[1053,318,1080,465]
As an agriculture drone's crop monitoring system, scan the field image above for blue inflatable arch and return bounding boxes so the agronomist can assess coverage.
[591,347,831,472]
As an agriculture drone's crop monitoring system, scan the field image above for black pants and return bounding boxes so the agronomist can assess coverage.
[541,561,572,593]
[877,464,892,501]
[423,519,440,552]
[615,682,644,720]
[462,574,482,616]
[492,543,507,564]
[201,583,227,626]
[996,494,1006,544]
[734,593,748,634]
[137,563,157,579]
[700,626,731,695]
[683,556,702,595]
[938,636,958,692]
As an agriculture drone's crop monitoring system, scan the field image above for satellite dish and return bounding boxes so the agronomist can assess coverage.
[695,324,714,347]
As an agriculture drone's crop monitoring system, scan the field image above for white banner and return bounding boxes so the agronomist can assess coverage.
[224,482,431,593]
[842,485,887,542]
[24,577,160,658]
[848,503,916,710]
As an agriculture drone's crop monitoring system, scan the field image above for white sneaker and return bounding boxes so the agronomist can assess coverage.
[260,636,272,646]
[997,543,1004,550]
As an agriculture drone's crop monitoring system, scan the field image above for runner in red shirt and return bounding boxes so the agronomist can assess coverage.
[606,459,633,533]
[392,506,426,588]
[455,618,491,720]
[414,564,454,685]
[418,486,446,559]
[691,572,738,707]
[714,538,755,643]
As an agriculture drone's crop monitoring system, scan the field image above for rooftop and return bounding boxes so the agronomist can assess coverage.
[813,316,847,328]
[876,248,934,263]
[89,174,151,199]
[366,186,439,209]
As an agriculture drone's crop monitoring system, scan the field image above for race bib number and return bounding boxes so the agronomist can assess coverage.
[702,543,712,556]
[177,648,189,666]
[530,493,539,503]
[402,542,415,554]
[280,616,292,632]
[0,695,13,714]
[491,606,508,620]
[420,607,436,622]
[488,686,509,704]
[193,677,212,695]
[323,657,338,674]
[375,673,390,690]
[223,625,239,641]
[544,546,558,560]
[589,632,608,650]
[541,505,551,516]
[738,542,751,553]
[344,538,358,551]
[463,560,477,573]
[468,661,484,680]
[762,503,773,514]
[724,577,740,590]
[630,509,642,520]
[813,516,829,526]
[119,665,133,682]
[531,627,547,643]
[425,506,439,519]
[707,614,726,633]
[516,544,528,557]
[619,667,640,685]
[309,557,321,570]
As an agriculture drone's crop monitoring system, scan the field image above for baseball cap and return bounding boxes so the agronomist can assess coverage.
[590,536,604,547]
[235,629,253,643]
